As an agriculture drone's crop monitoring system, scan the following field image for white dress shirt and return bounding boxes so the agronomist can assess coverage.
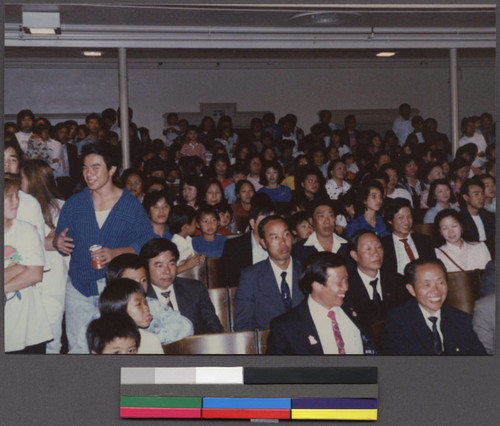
[151,283,179,311]
[392,233,419,275]
[357,268,383,301]
[308,296,363,354]
[269,258,293,298]
[418,305,444,351]
[303,231,347,254]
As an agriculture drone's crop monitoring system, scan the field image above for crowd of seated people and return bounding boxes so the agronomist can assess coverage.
[3,104,496,355]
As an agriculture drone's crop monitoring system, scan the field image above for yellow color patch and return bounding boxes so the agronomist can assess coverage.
[292,409,378,420]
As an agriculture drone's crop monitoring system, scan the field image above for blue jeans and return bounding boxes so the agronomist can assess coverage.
[65,279,101,354]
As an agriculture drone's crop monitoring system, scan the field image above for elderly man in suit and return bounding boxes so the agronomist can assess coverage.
[139,238,223,335]
[346,229,409,325]
[381,197,435,283]
[219,193,275,287]
[266,252,377,355]
[382,258,486,355]
[233,215,304,331]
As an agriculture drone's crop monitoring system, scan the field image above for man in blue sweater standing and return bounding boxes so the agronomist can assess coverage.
[54,143,154,353]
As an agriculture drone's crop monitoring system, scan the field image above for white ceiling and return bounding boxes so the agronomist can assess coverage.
[4,3,497,60]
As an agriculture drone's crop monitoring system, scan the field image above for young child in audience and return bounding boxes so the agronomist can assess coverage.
[87,312,140,354]
[180,125,207,163]
[168,204,207,268]
[163,112,181,146]
[224,164,247,204]
[192,205,228,258]
[105,254,193,344]
[214,202,236,235]
[99,278,163,354]
[288,211,313,242]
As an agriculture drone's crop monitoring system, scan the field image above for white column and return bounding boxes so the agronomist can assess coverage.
[118,47,130,169]
[449,48,459,155]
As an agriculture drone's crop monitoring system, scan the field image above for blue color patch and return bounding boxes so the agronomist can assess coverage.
[203,398,291,410]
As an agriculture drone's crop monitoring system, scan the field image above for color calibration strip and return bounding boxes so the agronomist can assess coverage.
[120,367,378,421]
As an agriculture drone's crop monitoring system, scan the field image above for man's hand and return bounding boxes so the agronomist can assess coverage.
[53,228,75,255]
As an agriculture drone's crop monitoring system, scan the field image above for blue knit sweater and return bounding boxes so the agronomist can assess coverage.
[56,188,154,296]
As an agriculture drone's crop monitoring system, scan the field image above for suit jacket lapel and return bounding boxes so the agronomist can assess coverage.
[261,259,286,311]
[408,300,435,354]
[299,300,324,354]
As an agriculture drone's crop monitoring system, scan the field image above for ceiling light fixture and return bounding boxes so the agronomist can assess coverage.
[82,51,103,57]
[22,11,61,35]
[376,52,396,57]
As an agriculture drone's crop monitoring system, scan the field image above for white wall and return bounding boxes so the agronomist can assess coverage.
[5,58,495,140]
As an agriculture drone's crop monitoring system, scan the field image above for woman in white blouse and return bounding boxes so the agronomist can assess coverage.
[434,208,491,272]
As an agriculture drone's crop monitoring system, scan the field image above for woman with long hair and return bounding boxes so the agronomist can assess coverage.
[20,159,67,354]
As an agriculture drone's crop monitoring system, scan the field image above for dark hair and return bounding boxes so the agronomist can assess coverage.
[449,157,471,179]
[294,165,325,195]
[145,177,168,193]
[4,173,21,194]
[81,142,119,171]
[142,190,171,218]
[85,112,102,126]
[306,195,335,218]
[460,117,474,134]
[427,179,456,208]
[4,139,24,170]
[235,179,255,196]
[140,238,180,263]
[259,159,284,186]
[357,179,384,213]
[105,254,146,284]
[347,229,380,252]
[288,211,310,231]
[16,109,35,128]
[404,258,447,287]
[249,193,275,221]
[373,150,390,166]
[121,168,145,188]
[86,312,140,354]
[245,152,262,170]
[326,159,345,179]
[213,201,233,219]
[203,179,225,205]
[257,214,288,239]
[382,197,413,223]
[299,252,347,295]
[197,204,219,222]
[167,204,197,235]
[177,175,203,207]
[208,153,231,179]
[460,176,485,200]
[98,278,145,315]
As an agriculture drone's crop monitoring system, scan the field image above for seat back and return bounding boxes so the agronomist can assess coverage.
[412,223,434,239]
[370,320,385,349]
[208,287,231,332]
[207,257,223,288]
[256,329,270,354]
[177,257,208,287]
[445,269,481,315]
[162,330,258,354]
[228,286,238,332]
[234,216,250,234]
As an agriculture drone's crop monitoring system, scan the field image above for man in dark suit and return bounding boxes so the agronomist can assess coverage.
[346,229,409,325]
[382,258,486,355]
[458,176,495,256]
[54,122,80,199]
[267,252,378,355]
[292,196,350,266]
[381,197,435,283]
[140,238,223,335]
[234,215,304,331]
[219,194,275,286]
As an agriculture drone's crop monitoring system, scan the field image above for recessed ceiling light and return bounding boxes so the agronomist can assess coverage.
[82,51,103,57]
[376,52,396,58]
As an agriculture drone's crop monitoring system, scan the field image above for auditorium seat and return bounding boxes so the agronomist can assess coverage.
[207,256,223,288]
[445,269,482,316]
[162,330,258,354]
[208,287,231,332]
[177,257,208,287]
[412,223,434,239]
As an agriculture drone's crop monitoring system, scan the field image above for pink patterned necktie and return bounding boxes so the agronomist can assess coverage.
[327,310,346,354]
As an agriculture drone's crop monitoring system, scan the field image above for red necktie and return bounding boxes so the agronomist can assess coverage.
[400,238,415,262]
[327,310,346,354]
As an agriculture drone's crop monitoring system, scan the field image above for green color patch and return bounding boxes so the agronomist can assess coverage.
[120,396,202,408]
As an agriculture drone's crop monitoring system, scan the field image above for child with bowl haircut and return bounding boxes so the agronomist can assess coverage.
[287,211,314,242]
[99,278,163,354]
[87,312,140,354]
[192,205,228,258]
